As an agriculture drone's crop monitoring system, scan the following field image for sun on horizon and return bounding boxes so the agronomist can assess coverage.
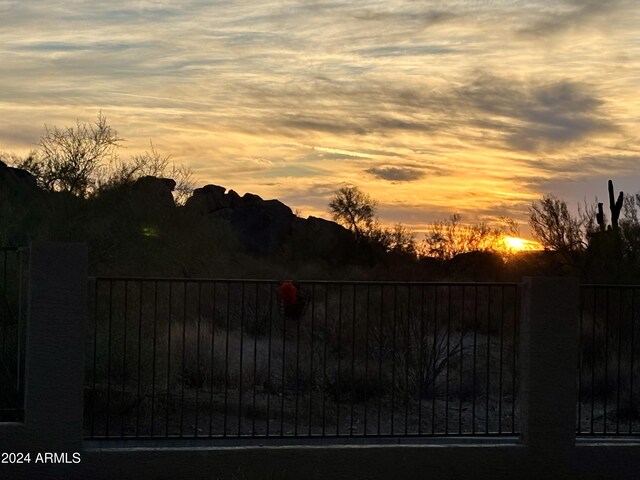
[500,236,543,255]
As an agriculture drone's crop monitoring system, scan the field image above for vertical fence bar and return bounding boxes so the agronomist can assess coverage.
[266,282,273,437]
[165,281,173,437]
[90,279,98,438]
[135,281,143,437]
[0,250,5,410]
[498,286,505,435]
[351,284,357,436]
[630,288,636,435]
[252,282,258,437]
[280,283,287,436]
[223,283,230,437]
[472,285,478,435]
[377,285,383,437]
[431,285,437,435]
[512,285,518,435]
[404,285,410,436]
[486,286,491,434]
[294,283,301,437]
[322,284,329,437]
[363,284,370,436]
[209,282,217,437]
[0,250,4,413]
[616,289,623,435]
[19,248,26,413]
[121,280,128,437]
[604,287,610,435]
[105,280,113,438]
[195,282,202,438]
[391,284,397,435]
[180,281,187,437]
[150,281,158,437]
[1,250,6,359]
[238,282,245,436]
[336,283,343,436]
[577,286,584,435]
[309,283,316,437]
[590,287,596,435]
[0,250,6,410]
[445,285,451,435]
[459,286,465,435]
[418,284,425,435]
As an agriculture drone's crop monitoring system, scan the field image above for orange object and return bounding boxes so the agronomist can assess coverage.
[278,281,297,305]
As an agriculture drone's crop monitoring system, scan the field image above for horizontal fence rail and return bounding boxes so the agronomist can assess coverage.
[578,285,640,436]
[0,247,25,422]
[85,279,520,440]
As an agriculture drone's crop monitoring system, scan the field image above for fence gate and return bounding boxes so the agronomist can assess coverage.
[84,279,520,440]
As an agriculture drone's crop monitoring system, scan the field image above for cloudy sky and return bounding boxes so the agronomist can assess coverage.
[1,0,639,237]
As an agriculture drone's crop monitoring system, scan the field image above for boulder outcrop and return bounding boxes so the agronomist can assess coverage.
[0,161,38,191]
[185,184,230,213]
[231,199,294,254]
[186,184,295,253]
[185,184,357,257]
[131,176,176,209]
[290,215,356,262]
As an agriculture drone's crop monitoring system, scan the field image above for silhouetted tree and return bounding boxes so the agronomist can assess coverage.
[20,112,122,196]
[329,186,376,240]
[13,115,195,203]
[328,186,416,258]
[386,223,417,256]
[99,141,195,205]
[529,195,586,252]
[621,193,640,264]
[423,213,518,260]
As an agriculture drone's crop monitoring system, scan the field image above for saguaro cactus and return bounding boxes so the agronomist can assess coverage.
[589,180,626,282]
[608,180,623,231]
[596,203,605,232]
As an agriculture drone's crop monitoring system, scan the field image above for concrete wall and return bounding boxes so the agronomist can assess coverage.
[0,243,638,479]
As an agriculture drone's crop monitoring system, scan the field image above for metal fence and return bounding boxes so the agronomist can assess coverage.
[84,279,520,439]
[0,247,25,422]
[578,285,640,436]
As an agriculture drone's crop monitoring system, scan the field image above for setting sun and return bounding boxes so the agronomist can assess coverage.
[501,236,542,254]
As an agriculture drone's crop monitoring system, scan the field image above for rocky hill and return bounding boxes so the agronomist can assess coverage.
[0,162,360,272]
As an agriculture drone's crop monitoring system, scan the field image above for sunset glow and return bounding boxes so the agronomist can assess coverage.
[2,1,640,239]
[501,236,543,254]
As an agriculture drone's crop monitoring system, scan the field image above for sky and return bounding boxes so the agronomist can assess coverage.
[1,0,639,238]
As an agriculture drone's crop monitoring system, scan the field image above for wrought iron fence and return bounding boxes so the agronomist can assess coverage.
[84,279,520,440]
[0,247,25,422]
[578,285,640,436]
